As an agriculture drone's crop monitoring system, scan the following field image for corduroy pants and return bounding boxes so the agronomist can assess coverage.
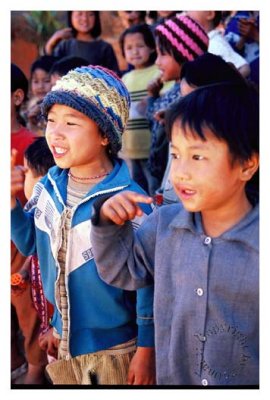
[46,338,136,385]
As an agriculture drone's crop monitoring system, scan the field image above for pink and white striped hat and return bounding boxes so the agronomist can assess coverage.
[155,14,209,63]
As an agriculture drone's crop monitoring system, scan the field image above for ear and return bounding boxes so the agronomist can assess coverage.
[13,88,25,106]
[101,136,109,146]
[206,11,216,22]
[240,153,259,182]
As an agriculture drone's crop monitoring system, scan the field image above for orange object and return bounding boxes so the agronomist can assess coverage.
[11,273,27,289]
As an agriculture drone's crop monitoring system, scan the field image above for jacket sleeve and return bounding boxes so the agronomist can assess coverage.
[136,285,154,347]
[11,200,36,256]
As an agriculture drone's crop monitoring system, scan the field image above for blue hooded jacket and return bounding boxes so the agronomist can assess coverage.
[11,158,154,357]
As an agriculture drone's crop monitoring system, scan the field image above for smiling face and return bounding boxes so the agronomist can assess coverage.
[45,104,110,176]
[155,47,181,82]
[71,11,96,34]
[123,32,153,69]
[170,121,253,216]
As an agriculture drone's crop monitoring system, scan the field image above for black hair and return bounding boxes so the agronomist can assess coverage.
[11,63,28,98]
[180,53,246,88]
[67,11,101,38]
[50,56,89,77]
[166,82,259,197]
[212,11,223,28]
[24,137,55,177]
[30,55,59,77]
[119,23,157,64]
[11,63,28,125]
[155,33,185,66]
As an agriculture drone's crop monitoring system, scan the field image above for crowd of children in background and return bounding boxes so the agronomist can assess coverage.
[10,10,259,387]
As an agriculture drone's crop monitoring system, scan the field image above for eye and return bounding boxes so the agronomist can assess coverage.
[171,153,180,160]
[193,154,204,161]
[67,121,77,126]
[47,117,54,123]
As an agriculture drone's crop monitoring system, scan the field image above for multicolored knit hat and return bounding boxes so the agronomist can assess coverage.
[155,14,209,63]
[42,65,130,155]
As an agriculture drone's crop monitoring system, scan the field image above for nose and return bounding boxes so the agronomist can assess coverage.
[46,122,65,141]
[170,158,191,182]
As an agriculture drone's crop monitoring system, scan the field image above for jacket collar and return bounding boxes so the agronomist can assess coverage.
[46,158,131,205]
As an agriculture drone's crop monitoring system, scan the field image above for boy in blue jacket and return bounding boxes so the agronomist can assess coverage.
[11,66,155,385]
[91,81,259,386]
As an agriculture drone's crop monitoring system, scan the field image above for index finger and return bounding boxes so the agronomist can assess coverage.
[124,191,153,205]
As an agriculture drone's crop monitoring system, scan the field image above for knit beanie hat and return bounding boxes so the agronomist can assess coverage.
[155,14,209,63]
[42,65,130,155]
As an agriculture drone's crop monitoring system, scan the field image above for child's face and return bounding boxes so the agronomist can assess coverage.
[23,158,42,200]
[71,11,95,34]
[170,122,249,215]
[155,47,181,82]
[31,68,52,99]
[45,104,109,172]
[124,33,153,69]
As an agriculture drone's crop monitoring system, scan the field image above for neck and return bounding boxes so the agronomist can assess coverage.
[69,159,113,182]
[201,193,252,237]
[11,118,22,133]
[76,32,94,41]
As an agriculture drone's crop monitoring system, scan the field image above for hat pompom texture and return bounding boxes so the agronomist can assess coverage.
[42,65,130,155]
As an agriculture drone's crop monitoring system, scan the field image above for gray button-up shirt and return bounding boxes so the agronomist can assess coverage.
[91,203,259,386]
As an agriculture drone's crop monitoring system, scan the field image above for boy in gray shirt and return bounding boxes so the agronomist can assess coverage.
[91,81,259,386]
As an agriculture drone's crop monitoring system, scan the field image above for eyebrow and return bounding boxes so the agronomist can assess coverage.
[171,143,209,151]
[48,110,81,119]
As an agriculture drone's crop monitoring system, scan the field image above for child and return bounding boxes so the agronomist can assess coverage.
[49,56,88,86]
[45,11,119,73]
[159,53,248,205]
[26,55,57,135]
[186,11,250,77]
[11,137,56,384]
[146,14,209,192]
[90,81,259,386]
[11,63,47,384]
[119,23,160,195]
[11,66,155,385]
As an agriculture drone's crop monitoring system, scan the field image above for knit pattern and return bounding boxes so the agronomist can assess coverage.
[155,14,209,62]
[42,65,130,155]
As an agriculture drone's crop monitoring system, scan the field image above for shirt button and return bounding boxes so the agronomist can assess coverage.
[204,236,211,245]
[196,288,204,296]
[202,378,208,386]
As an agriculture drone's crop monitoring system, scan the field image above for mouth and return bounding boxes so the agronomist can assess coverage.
[51,145,68,158]
[177,186,197,200]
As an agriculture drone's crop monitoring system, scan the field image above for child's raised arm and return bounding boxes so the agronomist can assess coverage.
[11,149,26,209]
[100,191,153,226]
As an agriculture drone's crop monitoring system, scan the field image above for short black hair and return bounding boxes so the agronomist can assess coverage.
[67,11,101,38]
[30,55,59,77]
[166,82,259,163]
[120,23,157,64]
[24,137,55,177]
[212,11,223,28]
[166,82,259,199]
[50,56,89,77]
[11,63,28,98]
[180,53,246,88]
